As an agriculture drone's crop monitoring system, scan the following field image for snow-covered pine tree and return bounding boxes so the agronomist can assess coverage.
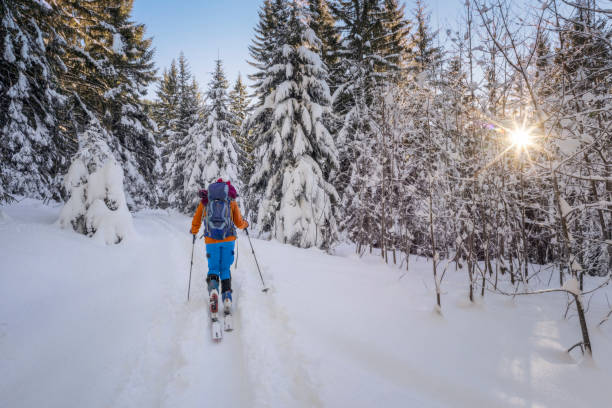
[308,0,341,91]
[331,0,410,250]
[410,0,443,74]
[0,0,65,202]
[155,60,179,142]
[59,119,133,244]
[229,73,253,190]
[247,0,288,103]
[163,53,203,213]
[46,0,159,209]
[244,0,291,216]
[103,0,159,209]
[249,1,339,249]
[381,0,412,80]
[337,87,380,253]
[199,59,239,186]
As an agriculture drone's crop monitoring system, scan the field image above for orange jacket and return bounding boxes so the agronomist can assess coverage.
[191,200,248,244]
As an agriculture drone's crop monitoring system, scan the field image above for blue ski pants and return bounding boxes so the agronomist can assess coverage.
[206,241,235,281]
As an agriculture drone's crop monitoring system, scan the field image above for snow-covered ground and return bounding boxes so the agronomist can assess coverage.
[1,199,612,408]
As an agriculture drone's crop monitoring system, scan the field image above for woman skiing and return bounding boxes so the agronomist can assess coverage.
[191,179,248,318]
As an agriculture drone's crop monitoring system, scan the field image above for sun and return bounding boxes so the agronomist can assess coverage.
[509,128,532,148]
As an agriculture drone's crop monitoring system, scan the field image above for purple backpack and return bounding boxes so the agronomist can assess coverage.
[204,182,236,240]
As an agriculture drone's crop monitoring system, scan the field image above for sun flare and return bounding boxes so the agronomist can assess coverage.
[510,128,532,148]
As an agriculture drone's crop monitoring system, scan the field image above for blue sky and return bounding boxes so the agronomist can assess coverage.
[132,0,462,98]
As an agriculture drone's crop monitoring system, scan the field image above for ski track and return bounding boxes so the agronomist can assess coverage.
[111,214,252,408]
[236,238,322,408]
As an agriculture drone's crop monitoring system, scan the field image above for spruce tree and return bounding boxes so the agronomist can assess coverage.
[249,2,339,249]
[382,0,412,77]
[229,74,253,191]
[411,0,443,74]
[49,1,159,209]
[199,59,239,186]
[245,0,291,215]
[2,0,159,207]
[330,0,410,245]
[103,0,159,209]
[0,0,64,202]
[155,60,179,146]
[309,0,341,90]
[248,0,287,102]
[163,53,202,213]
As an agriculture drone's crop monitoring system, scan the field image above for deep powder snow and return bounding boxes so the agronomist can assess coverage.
[1,199,612,407]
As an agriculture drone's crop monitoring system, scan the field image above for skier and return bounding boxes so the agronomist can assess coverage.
[191,179,248,320]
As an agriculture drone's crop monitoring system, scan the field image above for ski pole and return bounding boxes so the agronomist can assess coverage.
[187,234,196,301]
[245,228,268,293]
[234,236,239,271]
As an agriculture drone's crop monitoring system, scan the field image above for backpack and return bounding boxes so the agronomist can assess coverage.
[204,182,236,240]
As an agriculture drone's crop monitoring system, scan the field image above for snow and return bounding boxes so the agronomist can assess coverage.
[112,33,125,55]
[0,208,11,223]
[32,0,52,10]
[559,196,572,219]
[562,278,581,296]
[2,199,612,407]
[4,32,16,63]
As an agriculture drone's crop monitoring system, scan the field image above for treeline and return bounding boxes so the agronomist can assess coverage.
[239,0,611,293]
[152,55,250,213]
[2,0,610,289]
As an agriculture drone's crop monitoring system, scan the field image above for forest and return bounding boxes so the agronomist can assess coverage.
[1,0,610,356]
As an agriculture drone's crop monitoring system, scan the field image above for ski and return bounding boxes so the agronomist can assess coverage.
[222,292,234,332]
[211,318,223,341]
[209,290,223,341]
[223,312,233,331]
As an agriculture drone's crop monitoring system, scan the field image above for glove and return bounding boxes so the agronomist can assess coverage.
[244,221,249,229]
[192,233,196,244]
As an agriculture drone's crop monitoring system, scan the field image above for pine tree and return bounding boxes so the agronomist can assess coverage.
[103,0,159,209]
[199,59,239,186]
[229,73,253,190]
[0,0,65,202]
[47,1,159,209]
[309,0,341,90]
[163,53,203,213]
[248,0,288,103]
[245,0,291,215]
[382,0,412,78]
[330,0,411,248]
[59,119,133,244]
[331,0,390,108]
[155,60,179,146]
[2,0,160,208]
[249,1,339,249]
[411,0,443,74]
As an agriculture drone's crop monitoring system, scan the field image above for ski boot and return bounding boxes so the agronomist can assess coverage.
[222,291,232,315]
[207,276,220,319]
[221,279,233,315]
[221,278,233,331]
